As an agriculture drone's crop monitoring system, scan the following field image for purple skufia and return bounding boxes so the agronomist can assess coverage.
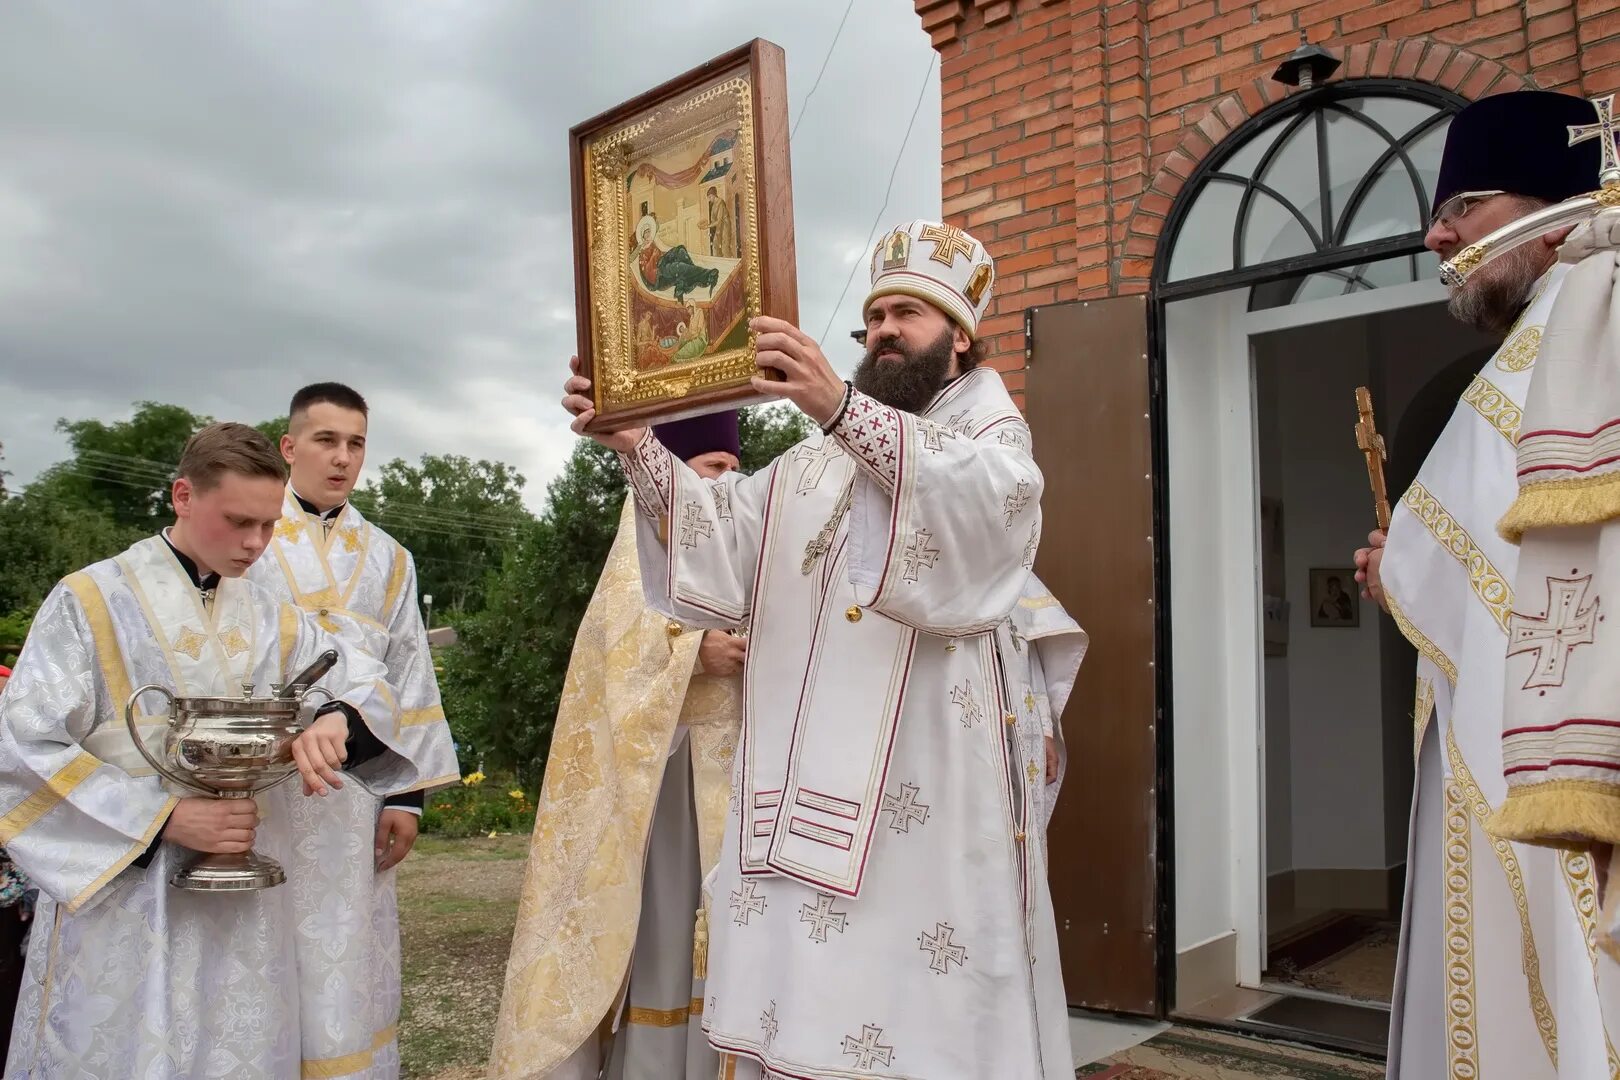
[1432,90,1603,214]
[653,410,741,462]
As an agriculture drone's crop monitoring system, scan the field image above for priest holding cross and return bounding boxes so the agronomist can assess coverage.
[1355,90,1620,1078]
[560,219,1074,1078]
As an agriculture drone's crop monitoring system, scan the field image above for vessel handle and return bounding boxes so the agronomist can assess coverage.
[124,684,214,796]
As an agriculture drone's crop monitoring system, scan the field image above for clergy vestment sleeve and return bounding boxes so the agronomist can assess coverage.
[619,432,774,628]
[377,549,459,792]
[0,584,176,914]
[832,387,1043,635]
[278,602,417,796]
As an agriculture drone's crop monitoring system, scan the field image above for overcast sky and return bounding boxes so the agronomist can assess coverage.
[0,0,941,509]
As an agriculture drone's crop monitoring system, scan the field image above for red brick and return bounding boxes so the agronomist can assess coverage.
[1524,0,1569,16]
[1076,266,1111,290]
[943,81,995,114]
[1390,0,1474,36]
[1416,45,1453,82]
[1534,56,1581,85]
[1582,36,1620,69]
[1254,0,1320,15]
[1154,2,1218,33]
[1183,48,1264,84]
[1220,14,1297,49]
[1182,10,1255,44]
[965,127,1023,155]
[1460,60,1503,98]
[1435,9,1524,43]
[1437,50,1478,91]
[1578,8,1620,42]
[1025,185,1075,211]
[1530,35,1579,64]
[1529,10,1577,40]
[997,131,1057,161]
[960,53,1024,86]
[1473,31,1527,60]
[1149,29,1185,57]
[991,23,1056,57]
[1156,77,1219,111]
[1027,147,1077,173]
[944,188,996,215]
[1154,39,1219,70]
[1390,39,1427,79]
[1027,262,1080,288]
[1589,64,1620,96]
[1475,0,1520,11]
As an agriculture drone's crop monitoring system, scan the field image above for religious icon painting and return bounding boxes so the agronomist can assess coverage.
[1308,567,1359,628]
[570,39,799,432]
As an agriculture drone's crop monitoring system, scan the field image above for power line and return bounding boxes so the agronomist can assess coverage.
[817,51,938,346]
[791,0,859,141]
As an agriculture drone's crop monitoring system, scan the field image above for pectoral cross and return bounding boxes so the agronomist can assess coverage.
[1354,387,1391,531]
[1569,93,1620,189]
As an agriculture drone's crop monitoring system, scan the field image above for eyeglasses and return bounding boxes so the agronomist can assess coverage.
[1433,189,1505,229]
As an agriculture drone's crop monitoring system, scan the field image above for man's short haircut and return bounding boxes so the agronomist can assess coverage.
[178,423,287,491]
[289,382,369,424]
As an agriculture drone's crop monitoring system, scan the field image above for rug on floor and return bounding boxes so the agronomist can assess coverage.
[1075,1026,1384,1079]
[1264,913,1397,1004]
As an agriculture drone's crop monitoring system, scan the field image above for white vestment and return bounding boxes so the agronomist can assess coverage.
[1010,575,1087,855]
[0,535,430,1079]
[1382,266,1620,1078]
[248,489,461,1076]
[620,368,1074,1079]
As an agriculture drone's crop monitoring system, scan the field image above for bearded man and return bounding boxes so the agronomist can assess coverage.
[1355,90,1620,1078]
[562,219,1073,1079]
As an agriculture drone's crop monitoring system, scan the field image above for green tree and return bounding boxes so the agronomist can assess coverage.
[738,403,813,472]
[0,492,143,626]
[351,455,531,617]
[53,402,212,529]
[438,406,811,777]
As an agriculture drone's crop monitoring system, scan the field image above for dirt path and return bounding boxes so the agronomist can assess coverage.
[398,834,528,1079]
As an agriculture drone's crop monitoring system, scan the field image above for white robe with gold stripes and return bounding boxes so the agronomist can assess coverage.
[1382,265,1620,1078]
[248,488,460,1077]
[0,535,424,1079]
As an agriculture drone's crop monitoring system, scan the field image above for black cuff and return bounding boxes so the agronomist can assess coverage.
[384,790,424,810]
[321,701,388,770]
[134,818,169,869]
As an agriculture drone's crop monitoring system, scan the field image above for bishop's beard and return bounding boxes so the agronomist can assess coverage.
[852,326,955,414]
[1447,241,1544,335]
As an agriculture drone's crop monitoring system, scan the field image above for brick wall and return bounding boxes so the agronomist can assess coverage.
[915,0,1620,398]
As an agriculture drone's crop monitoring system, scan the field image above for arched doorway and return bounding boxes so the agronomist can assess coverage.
[1145,79,1499,1048]
[1023,76,1505,1040]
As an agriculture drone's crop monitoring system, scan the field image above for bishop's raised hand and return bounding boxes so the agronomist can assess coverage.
[562,354,645,453]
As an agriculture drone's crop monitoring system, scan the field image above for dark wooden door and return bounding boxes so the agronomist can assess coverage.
[1026,296,1163,1016]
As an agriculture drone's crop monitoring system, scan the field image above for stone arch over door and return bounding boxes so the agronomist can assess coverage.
[1122,39,1534,296]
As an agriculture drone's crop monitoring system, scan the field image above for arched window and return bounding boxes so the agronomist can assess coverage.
[1155,80,1467,308]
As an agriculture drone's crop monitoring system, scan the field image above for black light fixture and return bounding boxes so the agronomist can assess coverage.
[851,329,867,346]
[1272,32,1341,90]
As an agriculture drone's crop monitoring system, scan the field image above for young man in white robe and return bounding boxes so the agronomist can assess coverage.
[250,382,460,1076]
[0,422,437,1078]
[488,413,746,1080]
[563,219,1074,1079]
[1355,91,1620,1078]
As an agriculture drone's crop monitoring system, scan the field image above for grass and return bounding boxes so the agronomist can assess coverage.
[398,833,529,1079]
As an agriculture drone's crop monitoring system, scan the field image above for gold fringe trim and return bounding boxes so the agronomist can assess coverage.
[1487,779,1620,848]
[692,904,709,980]
[1499,472,1620,543]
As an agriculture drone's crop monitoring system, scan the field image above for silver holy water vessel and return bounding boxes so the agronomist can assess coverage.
[124,650,339,892]
[1440,93,1620,287]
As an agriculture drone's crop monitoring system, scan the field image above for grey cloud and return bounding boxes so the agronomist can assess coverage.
[0,0,940,508]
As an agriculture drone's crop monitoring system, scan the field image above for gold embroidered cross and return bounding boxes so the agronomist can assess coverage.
[218,627,249,658]
[173,627,208,661]
[918,223,975,267]
[336,524,363,553]
[1569,94,1620,189]
[274,517,304,543]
